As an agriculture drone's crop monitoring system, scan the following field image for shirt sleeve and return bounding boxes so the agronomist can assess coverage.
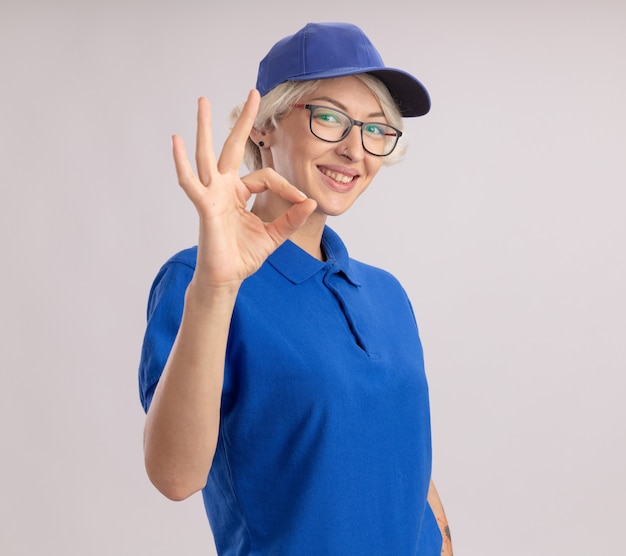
[137,258,195,412]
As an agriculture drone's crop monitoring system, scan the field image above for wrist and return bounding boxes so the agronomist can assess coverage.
[185,277,241,312]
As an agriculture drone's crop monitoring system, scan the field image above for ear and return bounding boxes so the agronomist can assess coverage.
[249,127,269,147]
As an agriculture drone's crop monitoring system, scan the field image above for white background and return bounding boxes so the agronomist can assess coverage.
[2,1,625,554]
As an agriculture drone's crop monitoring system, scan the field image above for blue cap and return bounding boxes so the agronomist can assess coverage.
[256,22,430,117]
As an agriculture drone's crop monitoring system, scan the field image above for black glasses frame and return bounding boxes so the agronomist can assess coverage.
[292,103,402,157]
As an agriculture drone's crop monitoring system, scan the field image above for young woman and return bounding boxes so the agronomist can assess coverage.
[139,22,453,556]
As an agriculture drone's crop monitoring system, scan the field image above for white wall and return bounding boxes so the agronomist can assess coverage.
[1,1,624,554]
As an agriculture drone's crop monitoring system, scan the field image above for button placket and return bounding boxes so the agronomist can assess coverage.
[322,266,368,353]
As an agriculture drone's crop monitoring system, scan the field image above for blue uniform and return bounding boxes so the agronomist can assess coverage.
[139,226,442,555]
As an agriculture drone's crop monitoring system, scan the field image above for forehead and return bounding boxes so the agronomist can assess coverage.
[305,76,382,111]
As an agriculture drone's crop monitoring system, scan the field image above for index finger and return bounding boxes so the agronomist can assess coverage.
[217,89,260,174]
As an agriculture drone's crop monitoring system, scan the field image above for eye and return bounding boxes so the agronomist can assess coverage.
[363,123,388,137]
[312,108,344,126]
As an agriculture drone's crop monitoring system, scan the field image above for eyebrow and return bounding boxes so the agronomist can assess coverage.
[310,96,386,119]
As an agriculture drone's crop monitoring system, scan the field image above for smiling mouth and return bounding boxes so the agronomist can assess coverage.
[319,167,357,184]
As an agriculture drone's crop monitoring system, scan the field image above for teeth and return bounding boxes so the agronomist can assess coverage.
[321,168,354,184]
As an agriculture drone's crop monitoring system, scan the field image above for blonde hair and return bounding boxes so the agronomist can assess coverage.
[231,74,407,171]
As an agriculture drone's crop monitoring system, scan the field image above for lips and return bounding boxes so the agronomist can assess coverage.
[318,166,358,184]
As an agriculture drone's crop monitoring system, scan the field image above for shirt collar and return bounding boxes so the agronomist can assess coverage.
[266,226,361,286]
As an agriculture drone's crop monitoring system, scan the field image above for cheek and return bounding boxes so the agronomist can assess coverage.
[273,146,299,173]
[366,159,384,179]
[273,140,321,176]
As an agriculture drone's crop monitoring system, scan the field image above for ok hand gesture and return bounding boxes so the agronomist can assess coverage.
[172,90,317,290]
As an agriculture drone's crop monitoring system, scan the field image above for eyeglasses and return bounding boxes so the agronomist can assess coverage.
[292,104,402,157]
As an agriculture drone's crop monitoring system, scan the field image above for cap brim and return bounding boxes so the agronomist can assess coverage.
[367,68,430,117]
[288,66,430,117]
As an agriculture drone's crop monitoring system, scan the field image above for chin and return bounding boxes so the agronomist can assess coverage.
[318,200,359,217]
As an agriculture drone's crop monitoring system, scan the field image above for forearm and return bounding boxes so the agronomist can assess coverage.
[428,480,453,556]
[144,89,316,501]
[143,279,239,500]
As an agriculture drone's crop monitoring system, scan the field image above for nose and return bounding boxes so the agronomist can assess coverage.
[336,124,365,161]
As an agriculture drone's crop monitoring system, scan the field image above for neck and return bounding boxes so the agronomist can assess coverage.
[251,191,326,260]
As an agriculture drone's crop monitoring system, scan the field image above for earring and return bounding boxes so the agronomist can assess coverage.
[258,141,265,147]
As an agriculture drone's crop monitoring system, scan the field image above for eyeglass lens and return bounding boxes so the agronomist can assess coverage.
[309,106,399,156]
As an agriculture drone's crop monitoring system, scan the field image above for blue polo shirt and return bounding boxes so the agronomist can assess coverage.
[139,226,442,555]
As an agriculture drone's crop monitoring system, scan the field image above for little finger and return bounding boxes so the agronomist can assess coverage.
[172,134,204,204]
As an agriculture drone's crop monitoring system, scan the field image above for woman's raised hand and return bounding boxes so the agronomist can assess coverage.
[171,90,316,290]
